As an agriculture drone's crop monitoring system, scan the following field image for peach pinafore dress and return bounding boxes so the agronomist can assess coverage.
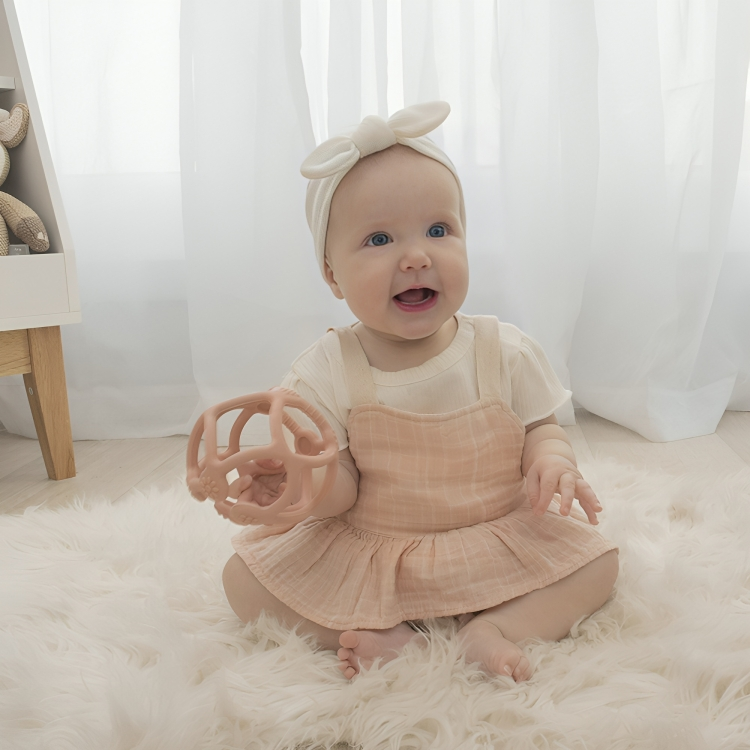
[232,316,618,631]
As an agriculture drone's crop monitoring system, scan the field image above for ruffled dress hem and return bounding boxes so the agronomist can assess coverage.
[231,523,618,631]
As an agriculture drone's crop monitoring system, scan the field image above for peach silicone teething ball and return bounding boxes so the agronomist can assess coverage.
[186,388,339,525]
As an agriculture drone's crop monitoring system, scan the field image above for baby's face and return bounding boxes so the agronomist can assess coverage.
[324,146,468,342]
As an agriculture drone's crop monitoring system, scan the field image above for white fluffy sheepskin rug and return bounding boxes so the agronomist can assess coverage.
[2,457,750,750]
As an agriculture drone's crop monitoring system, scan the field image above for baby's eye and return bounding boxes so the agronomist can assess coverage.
[428,224,446,238]
[367,233,391,246]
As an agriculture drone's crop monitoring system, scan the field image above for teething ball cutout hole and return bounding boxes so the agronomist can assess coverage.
[220,408,271,449]
[215,408,274,493]
[225,409,274,494]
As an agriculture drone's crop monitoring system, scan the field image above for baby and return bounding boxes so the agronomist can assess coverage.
[222,102,619,682]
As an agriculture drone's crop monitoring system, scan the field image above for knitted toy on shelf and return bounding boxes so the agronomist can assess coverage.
[0,102,50,255]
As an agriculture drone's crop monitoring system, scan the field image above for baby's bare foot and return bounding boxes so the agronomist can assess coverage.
[337,623,425,679]
[458,618,532,682]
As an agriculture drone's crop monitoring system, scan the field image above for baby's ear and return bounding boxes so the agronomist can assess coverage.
[323,259,345,300]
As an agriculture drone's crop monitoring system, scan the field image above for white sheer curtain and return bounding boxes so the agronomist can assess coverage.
[179,0,353,445]
[1,0,748,444]
[0,0,198,439]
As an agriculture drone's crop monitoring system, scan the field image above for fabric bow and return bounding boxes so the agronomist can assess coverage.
[300,101,450,179]
[300,100,464,280]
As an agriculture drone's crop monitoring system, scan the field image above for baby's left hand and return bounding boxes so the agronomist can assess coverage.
[525,455,602,525]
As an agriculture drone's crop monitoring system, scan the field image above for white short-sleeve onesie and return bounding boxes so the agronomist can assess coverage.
[281,312,572,451]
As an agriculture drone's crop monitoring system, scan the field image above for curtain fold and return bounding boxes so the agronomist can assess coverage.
[179,0,353,444]
[0,0,747,445]
[569,0,750,440]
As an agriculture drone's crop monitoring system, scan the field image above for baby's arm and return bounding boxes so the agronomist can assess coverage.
[521,415,602,525]
[310,447,359,518]
[520,415,576,475]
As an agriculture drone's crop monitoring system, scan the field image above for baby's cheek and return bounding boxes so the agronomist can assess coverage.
[347,279,389,318]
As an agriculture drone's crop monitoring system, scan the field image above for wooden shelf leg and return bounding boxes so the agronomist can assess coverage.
[23,326,76,480]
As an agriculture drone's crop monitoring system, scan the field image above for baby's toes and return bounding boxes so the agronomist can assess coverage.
[495,649,525,681]
[337,647,359,679]
[339,630,359,649]
[511,655,532,683]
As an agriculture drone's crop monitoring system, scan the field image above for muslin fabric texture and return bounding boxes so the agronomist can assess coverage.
[279,312,572,451]
[300,100,466,279]
[232,316,617,631]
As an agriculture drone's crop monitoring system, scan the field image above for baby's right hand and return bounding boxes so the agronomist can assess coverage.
[235,458,288,510]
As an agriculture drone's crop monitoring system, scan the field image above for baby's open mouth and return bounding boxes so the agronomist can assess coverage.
[392,287,439,313]
[393,288,435,304]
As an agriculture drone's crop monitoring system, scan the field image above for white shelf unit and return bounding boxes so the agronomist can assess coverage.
[0,0,80,332]
[0,0,78,480]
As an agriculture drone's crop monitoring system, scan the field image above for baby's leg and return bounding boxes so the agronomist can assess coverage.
[459,550,619,682]
[222,553,342,650]
[223,554,423,678]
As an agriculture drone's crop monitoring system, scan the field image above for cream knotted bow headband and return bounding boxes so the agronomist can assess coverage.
[300,101,465,279]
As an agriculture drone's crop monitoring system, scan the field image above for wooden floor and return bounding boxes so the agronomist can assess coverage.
[1,408,749,516]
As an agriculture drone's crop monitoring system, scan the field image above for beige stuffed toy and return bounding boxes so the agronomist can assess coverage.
[0,103,50,255]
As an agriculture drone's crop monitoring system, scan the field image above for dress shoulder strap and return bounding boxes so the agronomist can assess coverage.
[473,315,504,400]
[336,326,379,408]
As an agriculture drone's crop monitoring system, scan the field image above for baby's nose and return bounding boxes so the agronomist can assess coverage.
[399,245,432,271]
